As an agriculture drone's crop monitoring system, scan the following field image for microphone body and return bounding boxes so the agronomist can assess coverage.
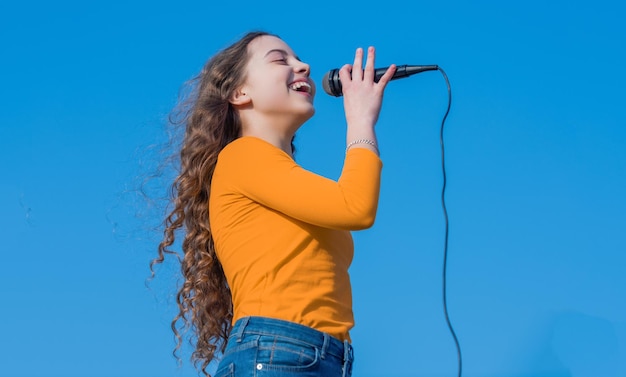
[322,64,439,97]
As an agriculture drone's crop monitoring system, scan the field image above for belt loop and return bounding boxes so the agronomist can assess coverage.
[233,316,250,343]
[320,333,329,359]
[342,340,353,377]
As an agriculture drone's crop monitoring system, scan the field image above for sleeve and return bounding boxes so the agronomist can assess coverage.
[219,138,382,230]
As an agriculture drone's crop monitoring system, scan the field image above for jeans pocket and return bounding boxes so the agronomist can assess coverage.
[255,335,320,372]
[214,363,234,377]
[223,337,260,359]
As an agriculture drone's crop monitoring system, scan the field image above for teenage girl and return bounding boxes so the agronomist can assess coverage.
[153,31,396,377]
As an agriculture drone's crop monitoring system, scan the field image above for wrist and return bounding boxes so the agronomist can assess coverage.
[346,139,379,154]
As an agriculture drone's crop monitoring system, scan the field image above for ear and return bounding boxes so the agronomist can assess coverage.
[229,87,251,106]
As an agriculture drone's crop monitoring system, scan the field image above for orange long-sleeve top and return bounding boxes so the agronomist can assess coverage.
[209,136,382,341]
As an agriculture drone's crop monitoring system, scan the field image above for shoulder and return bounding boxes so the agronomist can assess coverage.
[215,137,295,175]
[220,137,285,160]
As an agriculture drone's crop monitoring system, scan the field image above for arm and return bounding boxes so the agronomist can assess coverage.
[219,137,381,230]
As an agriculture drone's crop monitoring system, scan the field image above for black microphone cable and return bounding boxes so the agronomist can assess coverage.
[436,67,462,377]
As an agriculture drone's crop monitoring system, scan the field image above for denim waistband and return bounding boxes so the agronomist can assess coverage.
[230,316,354,362]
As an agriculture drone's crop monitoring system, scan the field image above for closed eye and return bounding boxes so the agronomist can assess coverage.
[265,49,294,65]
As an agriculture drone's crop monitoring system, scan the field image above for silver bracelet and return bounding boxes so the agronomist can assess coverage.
[346,139,378,153]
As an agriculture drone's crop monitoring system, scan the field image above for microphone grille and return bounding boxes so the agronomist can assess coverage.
[322,69,342,97]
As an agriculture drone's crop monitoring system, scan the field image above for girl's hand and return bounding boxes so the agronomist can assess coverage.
[339,46,396,131]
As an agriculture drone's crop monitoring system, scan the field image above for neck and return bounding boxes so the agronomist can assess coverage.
[243,130,294,157]
[239,114,300,157]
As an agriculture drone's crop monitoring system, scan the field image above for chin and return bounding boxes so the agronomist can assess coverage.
[292,107,315,129]
[303,106,315,121]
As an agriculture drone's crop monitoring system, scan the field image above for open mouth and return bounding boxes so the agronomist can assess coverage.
[289,81,312,94]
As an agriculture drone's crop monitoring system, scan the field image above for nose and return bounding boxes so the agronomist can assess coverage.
[294,60,310,76]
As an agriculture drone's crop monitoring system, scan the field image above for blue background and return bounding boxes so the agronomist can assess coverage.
[1,1,624,376]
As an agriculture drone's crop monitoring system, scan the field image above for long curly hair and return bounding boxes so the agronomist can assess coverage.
[150,31,272,376]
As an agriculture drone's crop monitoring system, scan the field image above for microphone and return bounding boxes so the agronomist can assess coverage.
[321,64,439,97]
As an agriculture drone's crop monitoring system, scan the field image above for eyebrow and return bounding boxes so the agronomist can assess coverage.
[264,49,301,61]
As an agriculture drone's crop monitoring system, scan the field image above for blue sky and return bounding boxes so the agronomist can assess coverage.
[1,1,624,376]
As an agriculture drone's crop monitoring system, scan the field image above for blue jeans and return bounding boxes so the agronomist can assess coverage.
[214,316,354,377]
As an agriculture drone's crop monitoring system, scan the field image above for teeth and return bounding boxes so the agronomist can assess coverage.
[290,81,311,93]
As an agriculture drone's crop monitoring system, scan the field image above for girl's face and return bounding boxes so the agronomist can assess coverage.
[238,35,316,127]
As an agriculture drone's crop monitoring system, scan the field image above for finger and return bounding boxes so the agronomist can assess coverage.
[351,47,364,80]
[338,64,353,84]
[376,64,397,88]
[363,46,376,81]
